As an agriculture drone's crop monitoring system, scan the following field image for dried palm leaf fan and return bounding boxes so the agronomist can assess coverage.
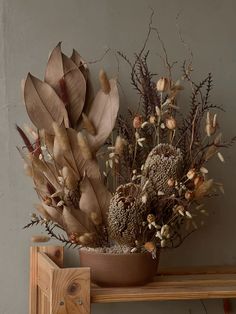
[18,42,119,247]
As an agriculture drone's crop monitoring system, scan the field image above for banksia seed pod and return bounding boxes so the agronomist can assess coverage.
[133,114,143,129]
[108,183,146,246]
[99,69,111,94]
[156,77,169,92]
[165,116,176,130]
[142,144,183,196]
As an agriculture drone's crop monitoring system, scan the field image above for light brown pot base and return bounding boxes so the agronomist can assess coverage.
[79,249,160,287]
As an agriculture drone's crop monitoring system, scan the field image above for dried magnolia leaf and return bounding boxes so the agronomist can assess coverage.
[62,206,90,234]
[45,42,76,95]
[31,235,50,243]
[79,174,111,224]
[24,73,69,134]
[63,68,86,128]
[86,79,119,151]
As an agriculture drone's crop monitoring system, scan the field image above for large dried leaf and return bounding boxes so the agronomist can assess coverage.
[45,42,77,95]
[86,79,119,151]
[79,175,111,224]
[71,49,94,120]
[62,206,90,234]
[24,73,69,134]
[64,68,86,128]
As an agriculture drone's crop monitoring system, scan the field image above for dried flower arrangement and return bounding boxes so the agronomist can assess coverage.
[19,20,235,260]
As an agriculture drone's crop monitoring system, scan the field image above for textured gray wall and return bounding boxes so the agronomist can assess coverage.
[0,0,236,313]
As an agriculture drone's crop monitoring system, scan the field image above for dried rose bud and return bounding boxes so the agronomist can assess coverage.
[147,214,156,224]
[149,115,156,124]
[167,178,175,187]
[133,114,143,129]
[156,77,169,92]
[165,116,176,130]
[187,168,196,180]
[185,190,194,200]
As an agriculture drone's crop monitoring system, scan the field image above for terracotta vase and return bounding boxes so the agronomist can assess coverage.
[79,249,159,287]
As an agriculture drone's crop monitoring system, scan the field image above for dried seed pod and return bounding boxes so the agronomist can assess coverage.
[77,132,93,160]
[156,77,169,92]
[133,114,143,129]
[82,113,96,135]
[114,136,126,156]
[99,69,111,94]
[31,235,50,243]
[149,115,156,124]
[187,168,196,180]
[108,183,146,246]
[167,178,175,187]
[165,116,176,130]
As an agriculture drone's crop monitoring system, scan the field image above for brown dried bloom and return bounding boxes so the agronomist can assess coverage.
[108,183,146,246]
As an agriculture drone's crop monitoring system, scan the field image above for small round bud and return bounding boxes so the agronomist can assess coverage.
[165,116,176,130]
[149,115,156,124]
[187,168,196,180]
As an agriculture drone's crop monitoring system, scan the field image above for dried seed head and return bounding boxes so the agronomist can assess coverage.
[62,166,78,190]
[205,111,217,136]
[82,113,96,135]
[156,77,169,92]
[52,122,70,151]
[165,116,176,130]
[133,114,143,129]
[31,235,50,243]
[77,132,93,160]
[99,69,111,94]
[114,136,126,156]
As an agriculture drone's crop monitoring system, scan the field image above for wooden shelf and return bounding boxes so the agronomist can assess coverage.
[29,246,236,313]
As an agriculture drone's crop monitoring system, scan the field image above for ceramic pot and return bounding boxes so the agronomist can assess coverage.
[79,249,159,287]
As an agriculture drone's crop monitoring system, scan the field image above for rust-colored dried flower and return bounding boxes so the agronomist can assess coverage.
[156,77,170,92]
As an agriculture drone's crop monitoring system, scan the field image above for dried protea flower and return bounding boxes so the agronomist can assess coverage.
[133,114,143,129]
[99,69,111,94]
[165,116,176,130]
[142,144,183,196]
[82,113,96,135]
[156,77,169,92]
[108,183,147,246]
